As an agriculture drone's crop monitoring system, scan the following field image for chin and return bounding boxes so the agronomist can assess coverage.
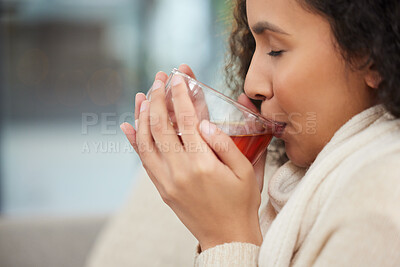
[284,141,312,168]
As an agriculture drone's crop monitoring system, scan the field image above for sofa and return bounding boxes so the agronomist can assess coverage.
[0,160,276,267]
[0,215,106,267]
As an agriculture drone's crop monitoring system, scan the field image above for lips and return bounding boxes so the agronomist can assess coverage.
[273,121,286,138]
[259,111,287,137]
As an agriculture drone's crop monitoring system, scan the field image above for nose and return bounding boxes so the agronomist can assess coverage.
[244,50,274,101]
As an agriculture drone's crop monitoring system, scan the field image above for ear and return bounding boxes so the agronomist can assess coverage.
[364,62,382,89]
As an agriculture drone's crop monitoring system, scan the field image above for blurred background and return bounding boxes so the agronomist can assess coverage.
[0,0,232,217]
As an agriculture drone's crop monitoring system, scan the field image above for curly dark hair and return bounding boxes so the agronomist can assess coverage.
[224,0,400,165]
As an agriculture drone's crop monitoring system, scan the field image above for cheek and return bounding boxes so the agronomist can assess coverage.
[272,45,347,165]
[274,49,343,114]
[273,40,350,140]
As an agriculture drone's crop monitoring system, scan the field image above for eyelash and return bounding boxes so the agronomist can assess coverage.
[267,50,284,57]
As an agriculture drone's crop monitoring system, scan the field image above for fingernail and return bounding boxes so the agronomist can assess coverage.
[135,119,138,130]
[140,100,148,113]
[120,123,127,132]
[135,93,141,103]
[171,75,184,87]
[152,80,163,91]
[200,120,216,136]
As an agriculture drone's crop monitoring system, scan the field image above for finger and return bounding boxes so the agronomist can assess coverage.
[136,99,162,164]
[192,84,210,122]
[178,64,196,79]
[135,99,172,195]
[135,93,147,122]
[177,65,209,122]
[170,75,210,154]
[137,71,168,122]
[148,80,183,159]
[120,122,138,152]
[155,71,169,83]
[166,65,197,128]
[147,71,169,100]
[199,120,254,178]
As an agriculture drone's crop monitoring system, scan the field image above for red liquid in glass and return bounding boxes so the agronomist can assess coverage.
[177,127,274,164]
[230,133,273,164]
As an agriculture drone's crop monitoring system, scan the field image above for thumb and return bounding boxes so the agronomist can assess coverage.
[178,63,197,79]
[199,120,253,179]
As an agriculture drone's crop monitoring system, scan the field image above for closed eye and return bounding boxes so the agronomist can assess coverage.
[267,50,284,57]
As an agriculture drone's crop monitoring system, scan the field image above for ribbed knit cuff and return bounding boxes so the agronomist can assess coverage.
[194,242,260,267]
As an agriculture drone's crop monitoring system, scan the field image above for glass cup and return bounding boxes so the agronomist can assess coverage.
[147,68,286,165]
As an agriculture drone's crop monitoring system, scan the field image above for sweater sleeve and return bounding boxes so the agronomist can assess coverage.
[194,242,260,267]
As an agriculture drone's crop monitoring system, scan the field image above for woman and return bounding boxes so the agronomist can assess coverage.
[121,0,400,266]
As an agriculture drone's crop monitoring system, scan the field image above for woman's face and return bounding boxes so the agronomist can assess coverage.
[245,0,378,167]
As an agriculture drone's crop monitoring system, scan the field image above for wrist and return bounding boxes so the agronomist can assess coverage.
[200,229,263,251]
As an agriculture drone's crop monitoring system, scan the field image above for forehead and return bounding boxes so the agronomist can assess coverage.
[246,0,319,36]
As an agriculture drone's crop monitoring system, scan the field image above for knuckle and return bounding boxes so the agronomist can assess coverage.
[172,169,186,183]
[212,137,230,153]
[141,157,152,169]
[192,163,212,176]
[243,164,255,178]
[137,142,151,155]
[139,147,157,161]
[171,169,190,189]
[150,119,165,133]
[149,113,160,125]
[210,128,224,142]
[172,85,187,98]
[161,184,178,204]
[161,193,172,205]
[150,88,164,101]
[160,192,171,205]
[173,176,188,191]
[178,112,196,126]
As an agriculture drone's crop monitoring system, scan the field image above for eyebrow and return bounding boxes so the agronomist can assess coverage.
[251,21,290,35]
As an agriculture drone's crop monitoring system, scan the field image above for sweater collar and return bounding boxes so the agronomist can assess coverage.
[267,104,390,213]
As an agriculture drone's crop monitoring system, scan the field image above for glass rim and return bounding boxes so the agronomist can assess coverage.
[169,68,287,130]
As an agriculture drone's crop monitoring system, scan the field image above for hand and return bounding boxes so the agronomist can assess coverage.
[164,70,210,130]
[121,64,263,251]
[120,64,198,151]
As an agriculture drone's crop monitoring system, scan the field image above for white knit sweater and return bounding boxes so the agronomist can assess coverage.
[194,104,400,267]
